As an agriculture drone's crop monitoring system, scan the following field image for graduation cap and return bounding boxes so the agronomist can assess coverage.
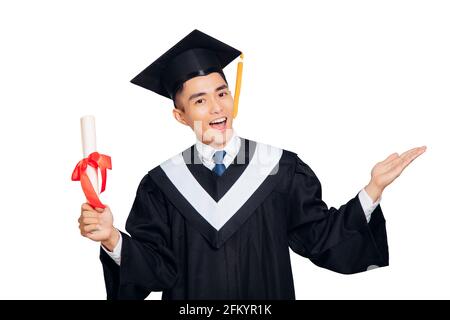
[131,29,244,118]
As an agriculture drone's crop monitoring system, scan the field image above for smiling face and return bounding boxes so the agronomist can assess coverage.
[172,72,234,149]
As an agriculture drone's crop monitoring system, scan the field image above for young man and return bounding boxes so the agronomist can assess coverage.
[78,29,426,300]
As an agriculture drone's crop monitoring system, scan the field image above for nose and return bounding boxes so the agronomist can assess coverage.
[210,95,223,114]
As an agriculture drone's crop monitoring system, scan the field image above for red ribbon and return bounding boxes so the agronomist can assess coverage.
[71,152,112,209]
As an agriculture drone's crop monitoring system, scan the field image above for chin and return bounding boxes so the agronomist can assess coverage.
[202,127,233,147]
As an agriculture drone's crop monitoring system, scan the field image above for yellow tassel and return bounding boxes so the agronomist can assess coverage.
[233,53,244,119]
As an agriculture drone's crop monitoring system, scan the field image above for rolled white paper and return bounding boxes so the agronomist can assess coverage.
[80,115,99,195]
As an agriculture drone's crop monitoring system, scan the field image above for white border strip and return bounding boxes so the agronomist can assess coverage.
[160,143,282,230]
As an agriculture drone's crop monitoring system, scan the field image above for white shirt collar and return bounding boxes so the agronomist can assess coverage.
[195,130,241,170]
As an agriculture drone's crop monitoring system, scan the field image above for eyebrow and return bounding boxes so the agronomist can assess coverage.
[188,84,229,101]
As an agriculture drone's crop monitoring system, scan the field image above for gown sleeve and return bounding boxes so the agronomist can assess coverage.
[287,155,389,274]
[99,174,178,299]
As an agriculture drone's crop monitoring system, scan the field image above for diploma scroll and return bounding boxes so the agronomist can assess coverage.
[81,116,99,194]
[72,115,112,209]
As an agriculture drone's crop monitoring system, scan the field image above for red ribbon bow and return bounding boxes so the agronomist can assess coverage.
[71,152,112,209]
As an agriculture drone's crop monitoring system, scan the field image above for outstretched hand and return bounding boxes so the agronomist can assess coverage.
[364,146,427,202]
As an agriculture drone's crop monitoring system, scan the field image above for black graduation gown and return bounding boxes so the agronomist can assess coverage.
[100,138,389,300]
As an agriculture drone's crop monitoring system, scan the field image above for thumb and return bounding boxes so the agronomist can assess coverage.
[95,206,106,213]
[381,152,399,164]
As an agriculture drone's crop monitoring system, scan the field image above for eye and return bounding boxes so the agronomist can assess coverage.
[219,91,228,97]
[195,98,205,105]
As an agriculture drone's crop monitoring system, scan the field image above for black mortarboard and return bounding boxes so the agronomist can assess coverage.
[130,29,242,100]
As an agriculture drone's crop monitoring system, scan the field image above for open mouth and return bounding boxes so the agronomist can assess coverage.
[209,116,227,131]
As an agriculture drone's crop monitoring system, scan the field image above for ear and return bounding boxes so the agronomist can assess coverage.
[172,108,188,126]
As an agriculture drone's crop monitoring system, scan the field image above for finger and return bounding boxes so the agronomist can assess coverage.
[383,146,426,170]
[386,147,422,170]
[82,217,100,225]
[387,147,426,178]
[399,147,426,171]
[81,203,94,211]
[399,147,425,166]
[81,228,97,239]
[83,224,100,233]
[79,224,87,236]
[400,146,426,159]
[82,210,99,218]
[78,215,93,225]
[85,232,98,241]
[95,206,106,213]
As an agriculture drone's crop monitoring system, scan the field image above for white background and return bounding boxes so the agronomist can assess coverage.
[0,0,448,299]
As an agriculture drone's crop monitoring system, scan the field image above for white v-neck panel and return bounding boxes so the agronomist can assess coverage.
[160,142,283,230]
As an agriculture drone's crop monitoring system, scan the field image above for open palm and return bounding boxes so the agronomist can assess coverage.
[370,146,427,190]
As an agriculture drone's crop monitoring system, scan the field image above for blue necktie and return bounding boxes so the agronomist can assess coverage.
[212,150,226,176]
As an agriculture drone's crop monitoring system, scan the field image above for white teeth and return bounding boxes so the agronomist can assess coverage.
[210,117,226,124]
